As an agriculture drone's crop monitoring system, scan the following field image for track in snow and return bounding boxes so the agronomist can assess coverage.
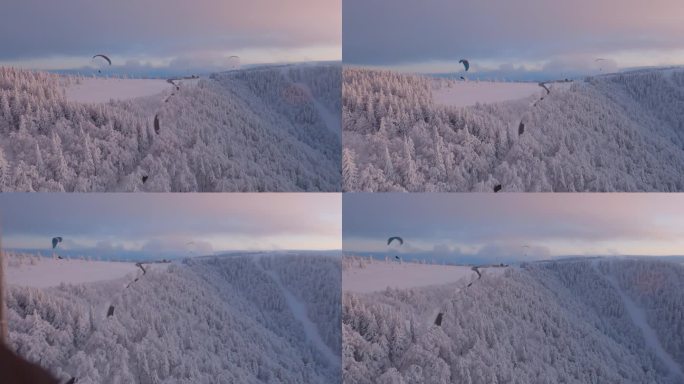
[596,264,684,379]
[253,257,340,369]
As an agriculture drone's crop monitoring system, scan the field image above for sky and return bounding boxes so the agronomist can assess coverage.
[344,194,684,264]
[344,0,684,80]
[0,194,341,260]
[0,0,340,75]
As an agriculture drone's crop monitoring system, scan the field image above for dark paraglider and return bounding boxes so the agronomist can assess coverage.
[142,175,148,184]
[518,122,525,135]
[91,55,112,75]
[493,184,502,193]
[387,236,403,246]
[51,237,62,249]
[154,115,160,135]
[458,59,470,72]
[92,54,112,66]
[107,305,115,317]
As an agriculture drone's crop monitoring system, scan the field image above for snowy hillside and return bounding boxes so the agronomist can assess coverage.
[0,64,341,192]
[343,258,684,384]
[343,68,684,192]
[342,257,478,293]
[432,81,542,108]
[5,252,341,383]
[5,252,141,288]
[64,78,173,104]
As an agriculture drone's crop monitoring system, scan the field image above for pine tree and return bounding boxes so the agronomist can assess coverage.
[342,148,358,192]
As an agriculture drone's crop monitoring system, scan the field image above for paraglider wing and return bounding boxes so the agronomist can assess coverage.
[459,59,470,72]
[227,55,241,70]
[51,237,62,249]
[92,54,112,66]
[387,236,403,246]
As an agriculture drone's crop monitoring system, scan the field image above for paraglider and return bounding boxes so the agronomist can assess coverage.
[227,55,241,70]
[154,114,160,135]
[522,245,530,257]
[141,175,148,184]
[91,54,112,74]
[518,122,525,136]
[595,58,607,72]
[493,184,502,193]
[187,241,197,255]
[459,59,470,72]
[51,237,63,260]
[387,236,403,246]
[92,54,112,66]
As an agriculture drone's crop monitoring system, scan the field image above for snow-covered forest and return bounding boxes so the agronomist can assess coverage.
[343,68,684,192]
[0,64,341,192]
[5,252,341,383]
[343,257,684,383]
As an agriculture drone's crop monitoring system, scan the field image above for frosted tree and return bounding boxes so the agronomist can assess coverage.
[342,148,358,192]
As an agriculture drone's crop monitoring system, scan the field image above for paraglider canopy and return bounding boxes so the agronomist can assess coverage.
[92,54,112,66]
[387,236,403,246]
[459,59,470,72]
[91,54,112,74]
[227,56,240,70]
[51,237,62,249]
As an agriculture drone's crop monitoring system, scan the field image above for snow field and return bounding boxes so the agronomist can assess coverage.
[432,80,542,108]
[342,258,478,293]
[64,78,172,103]
[5,253,139,288]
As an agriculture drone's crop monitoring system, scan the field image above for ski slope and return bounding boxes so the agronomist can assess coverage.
[432,80,542,107]
[253,257,340,369]
[64,78,172,103]
[343,260,477,293]
[598,265,684,379]
[6,254,139,288]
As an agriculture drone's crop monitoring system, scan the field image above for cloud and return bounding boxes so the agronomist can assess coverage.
[0,0,340,67]
[343,194,684,260]
[0,194,342,253]
[343,0,684,73]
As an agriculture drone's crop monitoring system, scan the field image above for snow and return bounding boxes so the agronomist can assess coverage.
[343,260,477,293]
[312,96,341,137]
[6,254,139,288]
[0,65,341,192]
[596,263,684,379]
[432,80,542,108]
[344,68,684,192]
[252,256,340,369]
[344,258,684,383]
[64,78,172,103]
[6,252,341,383]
